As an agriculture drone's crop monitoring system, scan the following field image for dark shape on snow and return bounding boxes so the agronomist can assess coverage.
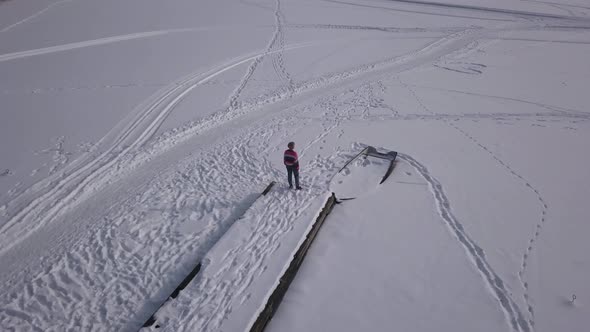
[141,181,277,329]
[141,261,203,328]
[170,263,202,299]
[337,146,371,173]
[337,145,398,185]
[261,181,276,196]
[364,147,398,184]
[250,193,338,332]
[143,315,156,328]
[335,197,356,204]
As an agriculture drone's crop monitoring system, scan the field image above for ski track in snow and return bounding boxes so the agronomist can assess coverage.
[146,96,347,332]
[239,0,274,12]
[270,0,294,89]
[173,190,320,332]
[3,8,587,330]
[398,153,532,332]
[180,195,314,331]
[352,111,586,123]
[448,121,548,327]
[518,0,590,17]
[0,42,326,306]
[0,135,277,331]
[0,43,315,258]
[0,0,73,33]
[380,0,590,21]
[322,0,518,22]
[0,91,346,331]
[148,28,585,330]
[434,61,487,75]
[399,78,551,329]
[0,29,198,63]
[0,110,284,330]
[0,80,248,95]
[0,36,399,328]
[148,26,508,155]
[174,89,395,328]
[0,23,473,279]
[1,82,170,95]
[285,23,464,34]
[407,84,589,117]
[227,0,289,110]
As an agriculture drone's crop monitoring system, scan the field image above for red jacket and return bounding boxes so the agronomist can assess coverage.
[284,149,299,169]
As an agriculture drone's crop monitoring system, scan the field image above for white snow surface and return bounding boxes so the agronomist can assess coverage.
[1,0,589,331]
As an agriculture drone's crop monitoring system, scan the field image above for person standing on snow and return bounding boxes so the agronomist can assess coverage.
[284,142,302,190]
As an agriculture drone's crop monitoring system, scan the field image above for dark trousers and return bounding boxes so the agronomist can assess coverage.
[287,166,300,188]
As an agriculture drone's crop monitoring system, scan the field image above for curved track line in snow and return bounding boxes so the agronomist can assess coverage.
[180,194,319,332]
[0,0,73,33]
[0,90,341,331]
[285,23,463,34]
[398,153,532,332]
[1,21,553,331]
[1,27,508,326]
[383,0,590,20]
[492,37,590,45]
[227,0,290,110]
[0,132,285,331]
[143,18,492,163]
[239,0,275,12]
[520,0,590,17]
[399,79,548,328]
[445,120,547,326]
[407,84,589,117]
[523,0,590,11]
[321,0,518,22]
[292,109,587,126]
[0,29,196,62]
[1,82,169,95]
[0,43,314,257]
[270,0,294,89]
[137,87,370,332]
[144,28,498,162]
[142,109,343,332]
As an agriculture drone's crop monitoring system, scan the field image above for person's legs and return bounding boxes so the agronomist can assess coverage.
[287,167,293,188]
[294,168,300,188]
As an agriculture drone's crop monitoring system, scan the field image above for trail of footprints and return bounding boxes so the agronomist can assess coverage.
[447,115,548,326]
[398,153,531,332]
[400,77,548,329]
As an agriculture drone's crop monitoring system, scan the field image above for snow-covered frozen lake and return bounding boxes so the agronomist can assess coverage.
[1,0,589,331]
